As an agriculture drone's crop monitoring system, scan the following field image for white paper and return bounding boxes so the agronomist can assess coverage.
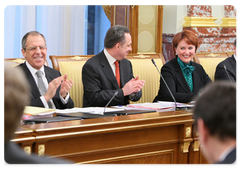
[56,107,125,115]
[127,101,194,110]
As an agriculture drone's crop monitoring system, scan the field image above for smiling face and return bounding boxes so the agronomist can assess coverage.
[175,39,196,64]
[21,34,47,70]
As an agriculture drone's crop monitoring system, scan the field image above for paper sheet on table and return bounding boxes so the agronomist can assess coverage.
[56,107,125,115]
[24,106,56,116]
[127,102,173,110]
[157,101,194,108]
[127,101,194,110]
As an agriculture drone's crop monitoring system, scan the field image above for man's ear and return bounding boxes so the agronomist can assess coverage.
[197,118,209,144]
[21,49,26,58]
[115,43,121,51]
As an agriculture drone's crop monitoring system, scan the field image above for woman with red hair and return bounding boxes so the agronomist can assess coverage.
[153,30,212,103]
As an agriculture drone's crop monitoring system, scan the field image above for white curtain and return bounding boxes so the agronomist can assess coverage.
[4,5,87,68]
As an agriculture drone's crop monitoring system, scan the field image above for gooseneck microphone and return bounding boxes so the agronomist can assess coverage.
[151,59,178,110]
[103,91,119,114]
[223,64,233,83]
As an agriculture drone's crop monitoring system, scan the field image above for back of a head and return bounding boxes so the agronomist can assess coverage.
[193,81,236,141]
[104,25,130,49]
[4,63,30,143]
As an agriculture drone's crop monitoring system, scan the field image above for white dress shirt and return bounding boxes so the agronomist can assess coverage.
[25,61,69,108]
[104,48,117,76]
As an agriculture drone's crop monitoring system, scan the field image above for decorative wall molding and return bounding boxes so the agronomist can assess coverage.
[183,17,219,27]
[220,17,236,27]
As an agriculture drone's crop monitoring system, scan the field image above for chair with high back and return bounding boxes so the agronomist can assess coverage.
[4,58,26,67]
[127,53,165,104]
[4,58,48,67]
[193,52,230,81]
[49,55,93,108]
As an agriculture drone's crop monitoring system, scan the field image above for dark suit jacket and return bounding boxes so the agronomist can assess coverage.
[5,142,72,164]
[214,55,236,82]
[18,62,74,109]
[153,57,212,103]
[217,147,236,164]
[82,50,142,107]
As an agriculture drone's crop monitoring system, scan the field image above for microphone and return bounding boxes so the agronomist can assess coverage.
[103,91,118,114]
[223,64,233,83]
[151,59,178,110]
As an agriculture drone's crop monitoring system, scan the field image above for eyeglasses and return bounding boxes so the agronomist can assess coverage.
[25,46,47,51]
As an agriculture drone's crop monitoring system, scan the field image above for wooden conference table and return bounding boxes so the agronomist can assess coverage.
[12,109,208,164]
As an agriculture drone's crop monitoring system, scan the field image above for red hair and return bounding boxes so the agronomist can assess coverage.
[172,30,198,56]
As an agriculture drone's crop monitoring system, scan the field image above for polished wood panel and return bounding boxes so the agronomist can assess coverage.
[12,110,205,164]
[111,5,130,27]
[11,127,35,155]
[111,5,163,54]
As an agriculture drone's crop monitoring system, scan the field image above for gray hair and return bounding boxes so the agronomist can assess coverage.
[22,31,47,50]
[104,25,130,48]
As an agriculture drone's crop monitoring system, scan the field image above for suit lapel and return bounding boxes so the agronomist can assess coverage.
[22,62,41,98]
[100,52,119,89]
[44,66,54,83]
[173,58,191,93]
[229,55,236,75]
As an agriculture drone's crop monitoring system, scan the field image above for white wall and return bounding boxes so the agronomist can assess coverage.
[212,5,224,25]
[162,5,187,34]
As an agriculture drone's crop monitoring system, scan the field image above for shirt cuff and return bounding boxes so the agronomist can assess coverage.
[60,92,70,104]
[40,95,50,108]
[129,93,136,100]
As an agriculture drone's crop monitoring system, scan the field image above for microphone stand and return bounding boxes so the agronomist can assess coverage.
[151,59,178,110]
[103,91,119,114]
[223,64,233,83]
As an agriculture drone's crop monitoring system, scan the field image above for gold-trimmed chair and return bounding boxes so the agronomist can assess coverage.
[49,55,93,108]
[193,52,231,81]
[4,58,48,67]
[4,58,26,67]
[127,53,165,104]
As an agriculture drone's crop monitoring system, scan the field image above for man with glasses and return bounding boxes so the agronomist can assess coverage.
[18,31,74,109]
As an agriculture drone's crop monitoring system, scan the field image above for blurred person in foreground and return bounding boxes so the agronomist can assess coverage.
[193,81,236,164]
[153,30,212,103]
[4,63,72,164]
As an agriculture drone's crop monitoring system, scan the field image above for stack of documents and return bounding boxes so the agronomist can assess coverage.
[56,107,125,115]
[22,106,56,120]
[127,101,194,111]
[127,102,174,110]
